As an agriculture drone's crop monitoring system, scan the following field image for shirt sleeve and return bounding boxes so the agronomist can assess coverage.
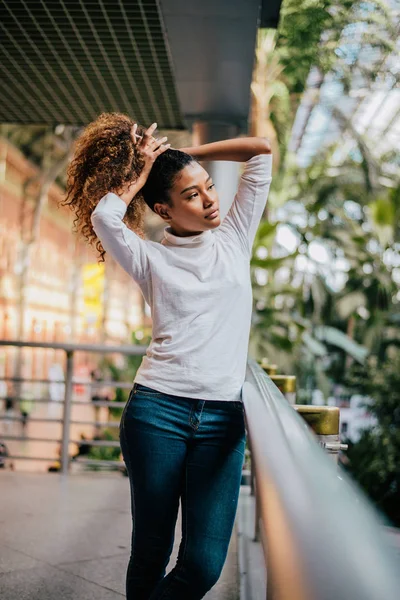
[219,154,273,256]
[91,192,149,282]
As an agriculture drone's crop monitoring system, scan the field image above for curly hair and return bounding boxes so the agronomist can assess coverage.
[63,112,195,262]
[63,112,146,262]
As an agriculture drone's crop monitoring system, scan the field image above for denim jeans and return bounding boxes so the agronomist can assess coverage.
[119,382,246,600]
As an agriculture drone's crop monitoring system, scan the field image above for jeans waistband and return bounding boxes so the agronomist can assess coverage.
[133,382,243,408]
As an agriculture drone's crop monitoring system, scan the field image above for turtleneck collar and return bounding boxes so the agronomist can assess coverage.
[163,226,214,248]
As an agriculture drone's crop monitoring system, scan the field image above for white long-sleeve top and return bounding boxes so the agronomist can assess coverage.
[91,153,273,401]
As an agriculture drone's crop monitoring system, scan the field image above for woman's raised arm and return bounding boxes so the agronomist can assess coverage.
[179,137,271,163]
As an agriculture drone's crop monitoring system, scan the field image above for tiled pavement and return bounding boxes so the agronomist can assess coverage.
[0,471,239,600]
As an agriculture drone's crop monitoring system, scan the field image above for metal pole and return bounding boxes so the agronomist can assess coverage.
[254,481,261,543]
[269,375,297,405]
[250,451,256,496]
[257,360,296,404]
[61,350,74,475]
[294,405,348,462]
[259,359,278,376]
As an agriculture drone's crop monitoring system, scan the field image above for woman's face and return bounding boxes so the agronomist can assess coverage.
[154,161,221,237]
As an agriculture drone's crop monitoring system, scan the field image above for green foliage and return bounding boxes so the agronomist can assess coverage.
[369,196,396,246]
[253,221,278,247]
[343,354,400,525]
[314,326,368,364]
[87,428,121,464]
[250,153,399,377]
[277,0,337,93]
[259,0,398,167]
[251,251,298,270]
[257,0,399,525]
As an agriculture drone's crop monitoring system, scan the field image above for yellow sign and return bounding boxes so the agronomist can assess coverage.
[82,263,105,326]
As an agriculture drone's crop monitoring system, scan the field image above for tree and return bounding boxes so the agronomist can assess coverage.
[250,0,399,382]
[250,141,399,397]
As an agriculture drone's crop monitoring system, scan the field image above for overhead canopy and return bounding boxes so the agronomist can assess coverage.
[0,0,183,128]
[0,0,282,130]
[162,0,260,132]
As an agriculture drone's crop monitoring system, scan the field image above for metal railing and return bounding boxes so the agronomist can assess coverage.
[2,340,399,599]
[243,357,400,600]
[0,340,147,474]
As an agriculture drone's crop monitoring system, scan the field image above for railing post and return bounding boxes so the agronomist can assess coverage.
[269,375,296,405]
[254,481,261,543]
[294,405,348,463]
[61,350,74,475]
[258,359,297,405]
[260,358,278,376]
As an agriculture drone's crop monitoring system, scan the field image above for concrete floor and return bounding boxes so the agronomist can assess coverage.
[0,471,239,600]
[2,471,398,600]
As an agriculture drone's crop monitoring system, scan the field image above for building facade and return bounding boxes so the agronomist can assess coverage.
[0,138,149,392]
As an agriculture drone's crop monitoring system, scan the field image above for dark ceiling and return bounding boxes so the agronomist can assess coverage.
[0,0,282,130]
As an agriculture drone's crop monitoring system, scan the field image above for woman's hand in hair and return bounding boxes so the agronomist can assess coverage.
[116,123,170,205]
[134,122,171,175]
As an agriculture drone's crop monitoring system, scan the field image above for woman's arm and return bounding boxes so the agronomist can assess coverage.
[90,123,169,282]
[179,137,271,162]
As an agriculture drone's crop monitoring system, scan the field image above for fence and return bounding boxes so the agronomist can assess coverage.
[1,341,399,599]
[0,340,146,474]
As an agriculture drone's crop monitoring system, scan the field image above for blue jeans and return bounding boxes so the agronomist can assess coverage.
[119,382,246,600]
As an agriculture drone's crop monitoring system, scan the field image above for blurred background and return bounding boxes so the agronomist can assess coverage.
[0,0,399,529]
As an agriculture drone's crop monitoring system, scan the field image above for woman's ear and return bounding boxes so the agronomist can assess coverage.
[154,202,171,222]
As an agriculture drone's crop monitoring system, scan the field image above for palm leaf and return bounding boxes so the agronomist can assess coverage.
[251,251,298,270]
[314,326,369,364]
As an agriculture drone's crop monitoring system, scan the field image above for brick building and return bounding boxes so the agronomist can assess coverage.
[0,138,150,390]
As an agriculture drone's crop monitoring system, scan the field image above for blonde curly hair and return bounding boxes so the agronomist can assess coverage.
[63,112,146,262]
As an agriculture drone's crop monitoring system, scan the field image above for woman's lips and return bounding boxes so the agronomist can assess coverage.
[205,209,219,220]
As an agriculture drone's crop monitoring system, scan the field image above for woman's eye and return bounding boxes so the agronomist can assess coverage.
[208,183,215,190]
[187,193,198,200]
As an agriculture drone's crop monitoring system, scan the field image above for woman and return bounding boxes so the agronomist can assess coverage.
[65,112,272,599]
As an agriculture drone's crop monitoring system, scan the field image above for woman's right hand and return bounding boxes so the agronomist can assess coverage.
[133,122,170,179]
[116,123,170,205]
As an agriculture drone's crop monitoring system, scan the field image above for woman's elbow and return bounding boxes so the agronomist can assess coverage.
[256,137,272,154]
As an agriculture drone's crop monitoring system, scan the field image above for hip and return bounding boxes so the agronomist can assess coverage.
[120,382,246,443]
